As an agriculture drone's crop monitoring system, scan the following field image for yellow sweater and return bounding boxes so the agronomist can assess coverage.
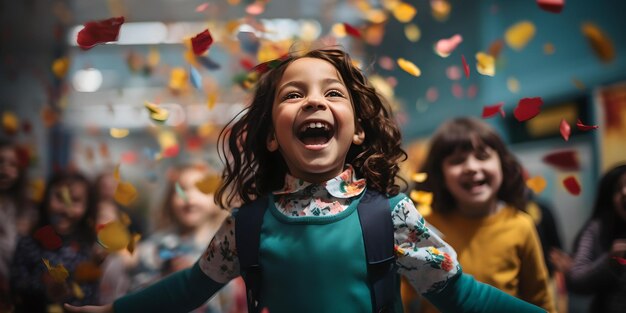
[417,205,555,313]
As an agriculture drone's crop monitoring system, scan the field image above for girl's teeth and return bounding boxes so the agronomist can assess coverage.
[316,122,323,128]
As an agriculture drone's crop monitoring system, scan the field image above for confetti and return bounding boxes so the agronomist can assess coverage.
[576,119,598,131]
[488,39,505,59]
[169,67,188,94]
[461,55,470,78]
[392,2,417,23]
[430,0,451,21]
[475,52,495,76]
[543,150,579,171]
[446,66,461,80]
[544,42,556,54]
[114,181,138,206]
[97,220,131,251]
[246,1,265,15]
[505,21,535,51]
[197,55,221,70]
[2,112,19,135]
[613,257,626,265]
[410,190,433,207]
[581,22,615,63]
[191,29,214,56]
[560,118,571,141]
[563,176,581,196]
[378,56,395,71]
[343,23,362,38]
[72,282,85,299]
[537,0,564,13]
[42,259,69,282]
[207,92,218,110]
[411,172,428,183]
[109,128,129,138]
[76,16,125,50]
[514,97,543,122]
[507,77,520,93]
[34,225,62,250]
[404,24,421,42]
[195,175,222,194]
[482,102,505,119]
[397,58,421,77]
[127,233,142,254]
[175,182,188,202]
[452,83,463,99]
[426,87,439,102]
[74,261,103,283]
[526,176,547,194]
[435,34,463,57]
[30,178,46,203]
[52,57,70,78]
[195,2,210,12]
[41,106,60,128]
[189,66,202,90]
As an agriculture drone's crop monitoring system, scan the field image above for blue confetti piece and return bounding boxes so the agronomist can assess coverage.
[190,66,202,90]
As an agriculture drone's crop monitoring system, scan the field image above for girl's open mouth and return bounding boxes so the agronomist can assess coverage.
[297,121,333,147]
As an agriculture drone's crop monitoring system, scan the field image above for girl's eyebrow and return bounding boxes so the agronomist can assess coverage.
[277,78,345,94]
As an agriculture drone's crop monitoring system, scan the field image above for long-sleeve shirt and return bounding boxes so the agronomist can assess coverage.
[565,219,626,313]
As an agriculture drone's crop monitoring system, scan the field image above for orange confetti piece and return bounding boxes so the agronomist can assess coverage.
[42,258,69,282]
[411,172,428,183]
[563,176,581,196]
[430,0,451,21]
[475,52,495,76]
[397,58,421,77]
[52,57,70,78]
[29,178,46,203]
[560,118,571,141]
[505,21,536,51]
[127,232,142,254]
[41,106,60,128]
[392,2,417,23]
[113,181,137,206]
[410,190,433,207]
[435,34,462,57]
[526,176,547,194]
[195,175,222,195]
[2,112,19,135]
[97,220,131,251]
[74,261,103,283]
[581,22,615,63]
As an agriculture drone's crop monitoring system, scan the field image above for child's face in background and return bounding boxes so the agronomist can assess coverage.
[0,147,19,191]
[268,57,364,183]
[171,168,220,229]
[614,172,626,222]
[442,146,503,213]
[48,181,88,236]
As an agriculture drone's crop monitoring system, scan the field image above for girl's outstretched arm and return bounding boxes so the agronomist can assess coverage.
[65,261,225,313]
[64,303,113,313]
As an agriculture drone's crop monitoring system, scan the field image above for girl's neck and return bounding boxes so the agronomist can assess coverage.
[456,199,502,218]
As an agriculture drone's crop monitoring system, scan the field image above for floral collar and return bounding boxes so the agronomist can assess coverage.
[273,165,366,198]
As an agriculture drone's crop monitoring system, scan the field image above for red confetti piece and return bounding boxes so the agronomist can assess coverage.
[240,58,256,71]
[343,23,362,38]
[576,119,599,131]
[612,256,626,265]
[482,102,505,119]
[462,55,470,78]
[191,29,214,56]
[34,225,62,250]
[560,118,571,141]
[543,150,579,171]
[536,0,564,13]
[76,16,125,50]
[120,151,137,164]
[162,145,180,158]
[513,97,543,122]
[563,176,581,196]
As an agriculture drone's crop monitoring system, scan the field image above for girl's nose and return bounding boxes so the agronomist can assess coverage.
[462,156,480,173]
[302,95,327,111]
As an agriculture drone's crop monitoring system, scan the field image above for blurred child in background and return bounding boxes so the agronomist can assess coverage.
[0,139,37,311]
[10,170,99,312]
[551,164,626,313]
[125,164,241,313]
[411,117,555,313]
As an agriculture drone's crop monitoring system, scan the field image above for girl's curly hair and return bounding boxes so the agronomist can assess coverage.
[216,48,407,208]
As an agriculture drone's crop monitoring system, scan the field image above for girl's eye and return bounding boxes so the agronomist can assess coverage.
[283,92,302,100]
[326,90,344,97]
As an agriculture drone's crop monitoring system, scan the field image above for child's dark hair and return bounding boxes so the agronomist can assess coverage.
[216,48,407,208]
[573,164,626,253]
[0,139,29,209]
[36,170,97,245]
[416,117,527,213]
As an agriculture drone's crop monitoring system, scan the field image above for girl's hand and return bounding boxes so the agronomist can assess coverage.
[64,303,113,313]
[610,239,626,258]
[549,248,573,273]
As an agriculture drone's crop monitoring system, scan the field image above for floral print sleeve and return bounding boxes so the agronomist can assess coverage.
[393,195,460,294]
[198,215,240,283]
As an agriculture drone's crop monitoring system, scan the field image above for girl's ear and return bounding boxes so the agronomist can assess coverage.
[267,132,279,152]
[353,123,365,145]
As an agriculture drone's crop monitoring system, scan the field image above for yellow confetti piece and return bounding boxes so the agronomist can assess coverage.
[526,176,547,194]
[581,22,615,63]
[411,172,428,183]
[394,245,406,256]
[29,178,46,203]
[392,2,417,23]
[397,58,421,77]
[365,9,388,24]
[120,212,132,226]
[51,57,70,79]
[144,101,169,123]
[475,52,495,76]
[42,258,69,283]
[127,232,142,254]
[410,190,433,206]
[195,175,222,195]
[505,21,535,51]
[113,164,121,181]
[72,281,84,299]
[147,47,160,68]
[169,67,188,93]
[331,23,347,38]
[2,111,19,135]
[97,220,131,251]
[197,122,216,138]
[207,93,218,110]
[431,0,451,22]
[404,24,421,42]
[60,185,72,207]
[507,77,520,93]
[114,181,138,206]
[109,128,129,139]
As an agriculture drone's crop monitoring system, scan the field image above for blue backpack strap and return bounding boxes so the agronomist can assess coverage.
[358,189,397,313]
[234,196,268,313]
